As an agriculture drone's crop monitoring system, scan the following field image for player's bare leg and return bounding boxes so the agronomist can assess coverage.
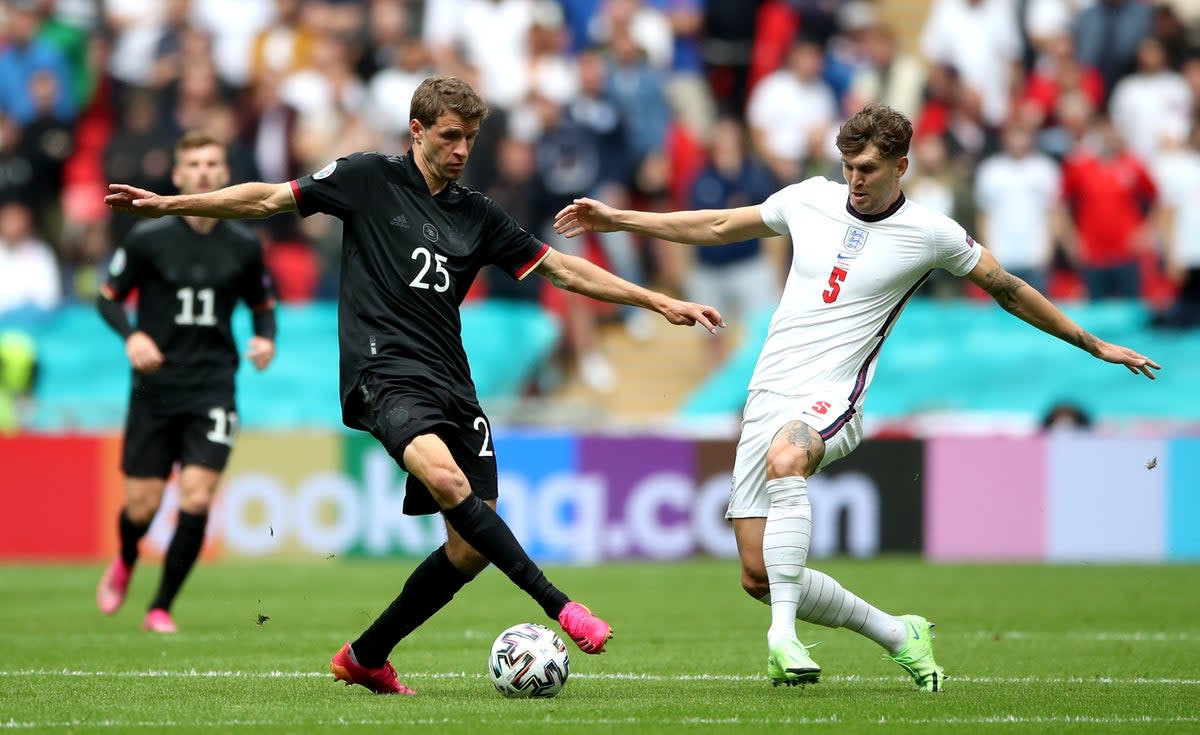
[410,434,612,653]
[97,477,165,615]
[142,465,219,633]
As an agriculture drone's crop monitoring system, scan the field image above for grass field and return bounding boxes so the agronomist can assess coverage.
[1,558,1198,734]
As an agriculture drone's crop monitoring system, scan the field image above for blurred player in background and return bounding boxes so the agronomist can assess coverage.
[95,132,278,633]
[105,75,724,694]
[555,103,1160,692]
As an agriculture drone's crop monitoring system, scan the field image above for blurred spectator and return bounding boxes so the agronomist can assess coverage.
[919,0,1021,127]
[482,135,547,305]
[701,0,762,115]
[914,62,998,174]
[59,220,112,304]
[605,23,672,179]
[31,0,95,110]
[279,32,366,123]
[685,117,779,366]
[591,0,673,69]
[1150,2,1198,70]
[907,134,972,298]
[0,0,76,125]
[357,0,416,81]
[1020,32,1104,132]
[975,122,1062,294]
[248,0,316,84]
[845,22,925,119]
[188,0,276,88]
[1109,36,1193,164]
[0,113,36,207]
[103,89,174,241]
[1060,114,1160,300]
[20,69,74,241]
[149,0,198,91]
[1150,125,1200,328]
[366,35,432,139]
[1038,87,1097,160]
[423,0,537,110]
[1041,400,1093,431]
[746,37,837,185]
[0,201,61,315]
[1072,0,1153,103]
[104,0,167,93]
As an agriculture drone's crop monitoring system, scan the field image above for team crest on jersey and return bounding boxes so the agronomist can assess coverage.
[312,160,337,180]
[109,248,126,276]
[843,226,869,253]
[422,223,439,242]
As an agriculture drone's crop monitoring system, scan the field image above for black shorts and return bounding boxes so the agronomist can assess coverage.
[122,393,238,478]
[349,372,498,516]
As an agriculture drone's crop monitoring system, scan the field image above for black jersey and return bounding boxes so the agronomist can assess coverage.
[289,152,549,428]
[103,217,274,399]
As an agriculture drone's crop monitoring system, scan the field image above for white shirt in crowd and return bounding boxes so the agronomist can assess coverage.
[974,150,1062,271]
[0,238,61,314]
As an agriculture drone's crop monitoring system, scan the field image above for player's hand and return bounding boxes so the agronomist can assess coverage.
[126,331,164,373]
[656,297,726,334]
[554,198,620,238]
[1095,341,1161,379]
[246,337,275,371]
[104,184,170,218]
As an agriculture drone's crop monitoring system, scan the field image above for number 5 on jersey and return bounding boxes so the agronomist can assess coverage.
[822,267,848,303]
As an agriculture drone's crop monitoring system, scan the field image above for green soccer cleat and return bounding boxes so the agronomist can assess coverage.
[889,615,945,692]
[767,638,821,687]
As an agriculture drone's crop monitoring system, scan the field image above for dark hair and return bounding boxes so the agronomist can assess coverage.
[835,103,913,160]
[174,131,225,162]
[409,75,489,128]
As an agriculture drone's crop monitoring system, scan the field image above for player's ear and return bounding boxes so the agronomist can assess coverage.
[409,118,423,145]
[895,155,909,178]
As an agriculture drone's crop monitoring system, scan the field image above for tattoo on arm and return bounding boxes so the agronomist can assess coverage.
[981,267,1025,313]
[1071,329,1099,353]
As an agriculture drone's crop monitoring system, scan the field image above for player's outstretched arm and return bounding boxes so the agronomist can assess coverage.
[105,182,297,220]
[533,248,725,333]
[554,198,774,246]
[966,248,1161,379]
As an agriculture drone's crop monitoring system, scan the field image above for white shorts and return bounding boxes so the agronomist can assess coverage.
[725,388,864,519]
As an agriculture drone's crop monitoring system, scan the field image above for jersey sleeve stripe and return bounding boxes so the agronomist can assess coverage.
[515,242,551,280]
[100,284,118,300]
[288,179,302,207]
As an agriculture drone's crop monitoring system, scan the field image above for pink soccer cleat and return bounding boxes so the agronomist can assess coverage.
[557,601,613,654]
[96,558,131,615]
[330,643,416,695]
[142,608,177,633]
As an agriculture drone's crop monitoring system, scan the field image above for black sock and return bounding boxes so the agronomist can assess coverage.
[118,508,150,568]
[442,494,568,619]
[351,545,469,668]
[149,510,207,612]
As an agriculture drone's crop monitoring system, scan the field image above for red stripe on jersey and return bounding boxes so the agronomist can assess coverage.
[289,179,302,206]
[100,284,118,300]
[515,242,551,280]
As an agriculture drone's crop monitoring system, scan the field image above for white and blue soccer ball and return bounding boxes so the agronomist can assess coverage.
[488,623,570,698]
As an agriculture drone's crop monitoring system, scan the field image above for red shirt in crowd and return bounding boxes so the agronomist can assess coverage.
[1060,150,1157,267]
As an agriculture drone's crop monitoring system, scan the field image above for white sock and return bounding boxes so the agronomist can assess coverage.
[756,571,906,653]
[763,477,811,648]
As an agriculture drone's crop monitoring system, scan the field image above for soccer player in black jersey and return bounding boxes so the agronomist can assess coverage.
[96,132,278,634]
[106,76,724,694]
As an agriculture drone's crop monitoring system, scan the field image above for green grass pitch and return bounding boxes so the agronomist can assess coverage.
[2,558,1198,734]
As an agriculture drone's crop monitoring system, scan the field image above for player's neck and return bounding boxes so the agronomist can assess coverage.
[182,215,219,234]
[411,150,449,196]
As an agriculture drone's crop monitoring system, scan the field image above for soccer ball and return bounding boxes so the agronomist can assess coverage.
[488,623,570,698]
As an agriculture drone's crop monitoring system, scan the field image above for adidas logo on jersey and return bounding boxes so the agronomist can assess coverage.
[390,214,410,228]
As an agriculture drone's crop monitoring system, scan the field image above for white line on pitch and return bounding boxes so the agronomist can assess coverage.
[1,670,1198,685]
[4,715,1200,729]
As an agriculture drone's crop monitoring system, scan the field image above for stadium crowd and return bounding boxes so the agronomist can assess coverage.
[2,0,1200,395]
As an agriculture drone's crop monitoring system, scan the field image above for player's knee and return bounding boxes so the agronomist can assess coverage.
[765,444,813,481]
[423,465,471,505]
[741,566,769,599]
[125,500,158,525]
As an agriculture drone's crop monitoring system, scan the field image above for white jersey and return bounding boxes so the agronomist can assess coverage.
[752,177,982,419]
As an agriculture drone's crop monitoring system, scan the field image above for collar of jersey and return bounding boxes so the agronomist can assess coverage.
[844,191,906,223]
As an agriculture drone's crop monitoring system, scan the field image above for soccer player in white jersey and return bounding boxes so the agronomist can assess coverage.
[554,103,1160,692]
